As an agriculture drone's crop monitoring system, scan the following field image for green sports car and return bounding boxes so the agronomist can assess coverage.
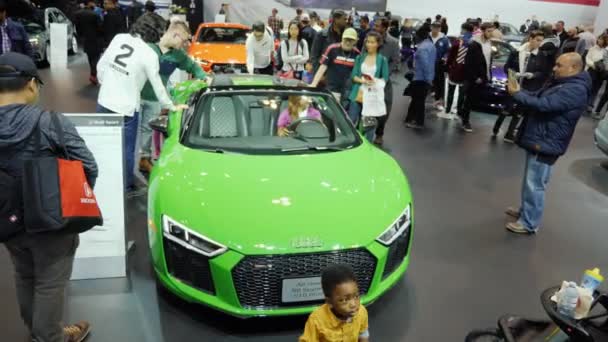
[148,75,414,317]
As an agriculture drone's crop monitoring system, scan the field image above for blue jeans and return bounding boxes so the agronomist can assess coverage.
[519,152,553,232]
[139,100,161,158]
[96,104,139,189]
[347,101,376,142]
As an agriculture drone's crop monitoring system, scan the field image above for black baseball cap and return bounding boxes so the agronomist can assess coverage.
[0,52,43,84]
[145,0,156,11]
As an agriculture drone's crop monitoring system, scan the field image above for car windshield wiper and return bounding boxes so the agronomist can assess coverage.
[280,145,351,153]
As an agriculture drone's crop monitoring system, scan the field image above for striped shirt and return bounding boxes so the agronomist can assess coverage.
[0,21,12,55]
[320,43,360,93]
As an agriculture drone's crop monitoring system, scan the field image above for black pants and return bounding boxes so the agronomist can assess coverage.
[493,105,521,139]
[86,49,101,77]
[405,81,430,125]
[375,81,393,137]
[446,83,464,113]
[459,82,482,125]
[254,64,274,75]
[588,69,604,107]
[433,61,446,102]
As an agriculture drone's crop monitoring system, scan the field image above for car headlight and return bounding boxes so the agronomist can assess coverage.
[162,215,227,257]
[29,38,39,46]
[376,204,411,246]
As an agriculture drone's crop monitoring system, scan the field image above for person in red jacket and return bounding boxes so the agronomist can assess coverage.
[440,23,474,120]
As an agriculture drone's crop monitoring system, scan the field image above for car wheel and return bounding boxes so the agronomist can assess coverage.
[40,42,50,68]
[69,35,78,55]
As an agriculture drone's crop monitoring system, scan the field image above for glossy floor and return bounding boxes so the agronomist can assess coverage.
[1,55,608,341]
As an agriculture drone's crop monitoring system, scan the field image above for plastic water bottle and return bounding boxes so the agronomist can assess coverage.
[557,282,579,318]
[581,268,604,292]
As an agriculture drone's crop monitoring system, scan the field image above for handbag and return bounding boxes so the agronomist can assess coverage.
[22,112,102,234]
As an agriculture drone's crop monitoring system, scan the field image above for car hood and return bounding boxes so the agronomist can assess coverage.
[189,43,246,65]
[150,144,412,255]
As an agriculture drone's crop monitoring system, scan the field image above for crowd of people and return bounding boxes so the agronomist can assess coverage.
[0,3,602,341]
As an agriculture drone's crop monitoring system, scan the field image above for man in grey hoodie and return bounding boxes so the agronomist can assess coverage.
[0,52,96,342]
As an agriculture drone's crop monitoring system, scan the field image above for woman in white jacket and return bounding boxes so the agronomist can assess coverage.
[279,20,309,80]
[585,34,608,110]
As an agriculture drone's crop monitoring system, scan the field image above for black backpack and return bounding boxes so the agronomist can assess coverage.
[0,167,24,242]
[276,39,304,71]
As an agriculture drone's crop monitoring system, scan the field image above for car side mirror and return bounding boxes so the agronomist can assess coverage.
[149,116,168,135]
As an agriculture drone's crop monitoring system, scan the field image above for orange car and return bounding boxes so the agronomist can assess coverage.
[189,23,250,74]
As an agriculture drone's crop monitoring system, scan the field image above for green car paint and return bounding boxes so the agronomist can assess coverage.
[148,78,414,317]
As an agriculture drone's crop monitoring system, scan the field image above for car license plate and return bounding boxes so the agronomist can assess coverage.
[282,277,324,303]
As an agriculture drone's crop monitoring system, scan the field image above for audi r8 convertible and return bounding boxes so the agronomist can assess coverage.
[148,75,414,317]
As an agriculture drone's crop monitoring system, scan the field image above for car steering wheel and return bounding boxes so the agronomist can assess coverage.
[286,118,330,139]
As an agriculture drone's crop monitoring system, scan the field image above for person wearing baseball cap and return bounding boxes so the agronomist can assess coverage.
[311,27,360,103]
[300,13,317,54]
[0,51,97,342]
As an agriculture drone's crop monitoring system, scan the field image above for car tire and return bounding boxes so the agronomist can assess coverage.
[39,42,50,68]
[69,35,78,55]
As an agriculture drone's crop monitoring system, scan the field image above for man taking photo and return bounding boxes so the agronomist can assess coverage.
[505,53,591,234]
[0,52,97,342]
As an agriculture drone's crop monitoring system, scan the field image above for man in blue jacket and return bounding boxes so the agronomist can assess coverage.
[505,52,590,234]
[0,0,33,58]
[404,28,436,129]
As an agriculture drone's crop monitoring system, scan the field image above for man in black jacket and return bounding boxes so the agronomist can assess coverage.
[493,31,554,142]
[75,0,102,85]
[458,22,494,132]
[300,13,316,55]
[102,0,126,48]
[0,53,97,342]
[0,0,33,58]
[310,9,347,72]
[555,20,568,48]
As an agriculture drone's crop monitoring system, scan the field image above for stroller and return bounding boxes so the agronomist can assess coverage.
[466,286,608,341]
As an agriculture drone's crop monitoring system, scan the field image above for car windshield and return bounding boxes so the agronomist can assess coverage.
[492,41,512,64]
[198,27,248,44]
[183,90,361,154]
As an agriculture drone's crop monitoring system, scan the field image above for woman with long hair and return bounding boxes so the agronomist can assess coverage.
[279,20,309,80]
[277,96,322,136]
[347,31,390,142]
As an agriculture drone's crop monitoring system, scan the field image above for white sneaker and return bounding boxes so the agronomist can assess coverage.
[436,112,451,119]
[434,104,445,112]
[451,108,458,114]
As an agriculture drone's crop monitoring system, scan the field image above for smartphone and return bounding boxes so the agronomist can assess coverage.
[362,74,373,81]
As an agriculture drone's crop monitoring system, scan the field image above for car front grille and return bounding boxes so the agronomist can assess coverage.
[163,238,215,294]
[213,63,247,73]
[232,249,377,309]
[382,227,412,279]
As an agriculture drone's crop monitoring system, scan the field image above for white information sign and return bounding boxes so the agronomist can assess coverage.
[49,23,68,69]
[67,114,126,280]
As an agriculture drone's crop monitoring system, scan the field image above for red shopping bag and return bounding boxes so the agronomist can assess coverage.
[23,113,102,234]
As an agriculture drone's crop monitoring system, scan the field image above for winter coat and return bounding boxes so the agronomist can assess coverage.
[446,33,472,83]
[504,43,553,91]
[103,8,127,47]
[413,38,436,83]
[514,71,591,156]
[0,105,98,187]
[464,38,491,83]
[1,19,34,58]
[310,24,343,71]
[74,8,102,53]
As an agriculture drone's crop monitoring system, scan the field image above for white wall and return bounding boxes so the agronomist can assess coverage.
[595,0,608,32]
[386,0,598,35]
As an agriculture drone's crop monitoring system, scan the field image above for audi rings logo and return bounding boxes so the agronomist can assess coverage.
[83,182,93,198]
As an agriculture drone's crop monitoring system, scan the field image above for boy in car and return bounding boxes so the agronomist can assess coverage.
[299,264,369,342]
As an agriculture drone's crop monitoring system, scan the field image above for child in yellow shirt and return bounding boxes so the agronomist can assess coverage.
[299,264,369,342]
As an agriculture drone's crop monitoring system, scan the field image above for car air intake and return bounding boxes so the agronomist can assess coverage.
[382,228,412,280]
[163,238,215,294]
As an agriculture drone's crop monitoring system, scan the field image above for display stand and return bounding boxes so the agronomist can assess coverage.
[49,23,68,69]
[67,114,127,280]
[215,14,226,23]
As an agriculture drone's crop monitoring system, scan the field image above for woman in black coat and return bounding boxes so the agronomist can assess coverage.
[493,31,554,142]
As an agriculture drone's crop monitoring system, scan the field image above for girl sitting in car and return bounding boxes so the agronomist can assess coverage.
[277,96,322,136]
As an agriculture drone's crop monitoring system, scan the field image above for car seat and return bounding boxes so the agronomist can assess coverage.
[237,96,277,137]
[200,97,247,138]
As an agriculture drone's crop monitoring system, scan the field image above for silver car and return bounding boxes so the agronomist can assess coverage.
[595,115,608,157]
[18,7,78,66]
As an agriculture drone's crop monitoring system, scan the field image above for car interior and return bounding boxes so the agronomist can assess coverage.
[198,28,248,44]
[184,94,356,151]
